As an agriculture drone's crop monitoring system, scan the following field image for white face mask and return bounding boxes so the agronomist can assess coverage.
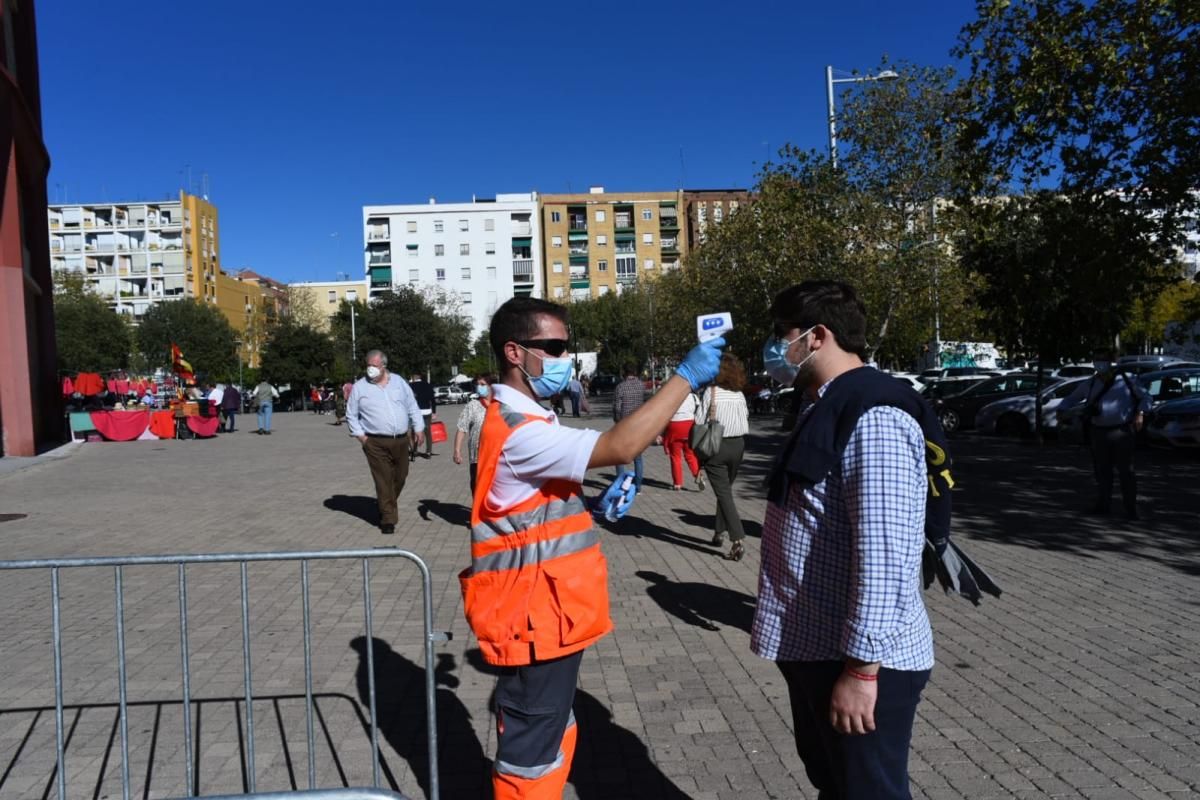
[366,365,383,381]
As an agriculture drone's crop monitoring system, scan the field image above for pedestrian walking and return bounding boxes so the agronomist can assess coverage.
[698,355,751,559]
[567,374,584,417]
[754,280,936,800]
[460,296,724,800]
[221,384,241,432]
[251,379,279,435]
[408,373,436,460]
[659,391,705,491]
[612,363,647,489]
[452,374,494,494]
[1060,349,1150,519]
[346,351,425,535]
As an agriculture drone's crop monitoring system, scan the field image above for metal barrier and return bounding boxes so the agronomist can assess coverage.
[0,548,446,800]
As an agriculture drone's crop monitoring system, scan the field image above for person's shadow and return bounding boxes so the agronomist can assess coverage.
[324,495,378,525]
[636,570,756,632]
[417,498,471,527]
[673,508,764,539]
[463,649,690,799]
[351,637,490,799]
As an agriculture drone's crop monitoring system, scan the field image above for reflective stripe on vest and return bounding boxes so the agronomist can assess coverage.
[472,528,599,574]
[471,494,589,544]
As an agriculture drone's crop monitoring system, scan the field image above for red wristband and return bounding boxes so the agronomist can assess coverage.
[845,668,878,682]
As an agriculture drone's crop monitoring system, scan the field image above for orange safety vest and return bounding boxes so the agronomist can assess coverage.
[460,401,612,667]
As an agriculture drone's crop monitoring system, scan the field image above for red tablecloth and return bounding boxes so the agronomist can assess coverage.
[186,415,221,438]
[89,410,150,441]
[149,410,177,439]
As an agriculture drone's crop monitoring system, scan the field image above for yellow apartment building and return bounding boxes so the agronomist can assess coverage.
[287,280,368,331]
[539,188,686,300]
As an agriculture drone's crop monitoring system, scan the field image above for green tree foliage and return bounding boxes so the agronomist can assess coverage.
[52,273,132,373]
[137,299,238,381]
[259,320,336,388]
[956,0,1199,230]
[1123,278,1200,353]
[567,286,672,374]
[458,330,497,379]
[330,287,471,383]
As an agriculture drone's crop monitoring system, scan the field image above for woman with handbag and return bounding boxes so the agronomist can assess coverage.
[659,392,705,491]
[695,353,751,561]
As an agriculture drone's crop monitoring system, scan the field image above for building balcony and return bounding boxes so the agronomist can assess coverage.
[367,231,390,241]
[568,245,588,256]
[568,220,588,232]
[513,259,535,283]
[661,238,680,253]
[512,222,532,236]
[615,245,635,255]
[616,271,638,284]
[569,267,588,281]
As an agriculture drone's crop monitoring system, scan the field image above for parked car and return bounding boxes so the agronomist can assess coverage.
[932,373,1042,433]
[1053,364,1096,379]
[588,375,620,395]
[1056,367,1200,443]
[434,385,467,404]
[921,376,989,401]
[1116,354,1188,375]
[1145,396,1200,448]
[918,366,1000,384]
[888,372,925,392]
[975,377,1083,436]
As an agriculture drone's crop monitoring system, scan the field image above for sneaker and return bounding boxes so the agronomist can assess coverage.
[695,473,707,491]
[380,523,395,535]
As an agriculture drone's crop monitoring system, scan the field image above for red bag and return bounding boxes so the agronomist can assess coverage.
[429,421,447,443]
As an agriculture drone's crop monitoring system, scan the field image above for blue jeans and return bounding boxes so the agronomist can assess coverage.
[616,454,644,490]
[257,402,273,432]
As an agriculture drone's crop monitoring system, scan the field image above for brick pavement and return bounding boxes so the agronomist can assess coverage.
[0,401,1197,799]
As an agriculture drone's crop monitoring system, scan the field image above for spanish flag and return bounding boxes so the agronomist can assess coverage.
[171,342,194,381]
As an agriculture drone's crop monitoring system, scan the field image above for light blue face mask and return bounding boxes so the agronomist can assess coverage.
[762,327,815,385]
[519,347,574,399]
[475,384,490,398]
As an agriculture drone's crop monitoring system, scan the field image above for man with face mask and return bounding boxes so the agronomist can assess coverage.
[1059,348,1149,519]
[345,350,426,535]
[754,280,938,800]
[461,296,725,800]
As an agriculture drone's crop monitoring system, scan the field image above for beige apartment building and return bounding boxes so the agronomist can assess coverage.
[288,280,367,331]
[539,188,686,300]
[683,189,752,247]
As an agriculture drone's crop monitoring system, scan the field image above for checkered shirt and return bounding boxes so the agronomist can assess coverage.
[751,405,935,670]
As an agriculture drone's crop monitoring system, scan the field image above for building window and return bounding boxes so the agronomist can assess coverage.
[551,236,563,248]
[327,291,337,303]
[436,268,445,281]
[596,234,608,246]
[553,261,563,273]
[406,220,417,233]
[409,268,420,282]
[484,219,495,231]
[551,211,561,223]
[595,210,606,222]
[553,286,564,298]
[462,292,473,303]
[346,290,358,302]
[730,200,739,212]
[598,259,608,272]
[408,246,419,257]
[487,265,497,279]
[599,285,610,296]
[644,259,655,270]
[435,244,445,256]
[642,233,654,245]
[714,206,724,223]
[462,267,471,279]
[616,255,636,279]
[460,243,470,256]
[642,208,653,221]
[434,220,444,233]
[459,219,469,231]
[485,242,496,254]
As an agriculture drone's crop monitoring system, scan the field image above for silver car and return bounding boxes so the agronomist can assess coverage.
[975,377,1083,436]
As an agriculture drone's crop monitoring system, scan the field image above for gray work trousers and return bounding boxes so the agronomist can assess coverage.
[1089,424,1137,515]
[703,435,746,542]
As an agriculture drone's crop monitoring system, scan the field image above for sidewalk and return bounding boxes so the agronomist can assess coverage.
[0,404,1197,799]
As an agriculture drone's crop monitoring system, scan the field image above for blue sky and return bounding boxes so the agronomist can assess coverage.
[39,1,975,284]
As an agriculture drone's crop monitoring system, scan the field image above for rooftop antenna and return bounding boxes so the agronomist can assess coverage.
[679,147,686,189]
[201,172,210,201]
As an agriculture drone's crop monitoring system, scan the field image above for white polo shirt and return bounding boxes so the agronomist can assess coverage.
[488,384,601,508]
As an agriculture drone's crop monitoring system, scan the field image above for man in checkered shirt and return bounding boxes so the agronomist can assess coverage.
[752,281,933,800]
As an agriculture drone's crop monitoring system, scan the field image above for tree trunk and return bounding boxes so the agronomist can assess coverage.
[865,300,895,365]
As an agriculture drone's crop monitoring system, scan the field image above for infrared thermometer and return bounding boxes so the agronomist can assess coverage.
[697,312,733,343]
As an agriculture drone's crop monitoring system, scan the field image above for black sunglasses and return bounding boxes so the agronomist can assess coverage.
[516,339,570,357]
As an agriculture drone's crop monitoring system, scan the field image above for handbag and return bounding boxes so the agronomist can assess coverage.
[429,420,448,444]
[689,387,724,462]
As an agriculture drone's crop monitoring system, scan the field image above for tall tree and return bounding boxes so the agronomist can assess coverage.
[259,320,335,389]
[137,299,238,381]
[956,0,1200,231]
[53,273,133,373]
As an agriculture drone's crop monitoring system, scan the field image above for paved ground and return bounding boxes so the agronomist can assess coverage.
[0,400,1198,799]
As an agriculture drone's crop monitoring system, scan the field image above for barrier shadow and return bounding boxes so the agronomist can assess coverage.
[323,494,379,525]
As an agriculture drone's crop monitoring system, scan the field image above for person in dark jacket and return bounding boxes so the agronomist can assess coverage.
[408,373,437,460]
[221,385,242,432]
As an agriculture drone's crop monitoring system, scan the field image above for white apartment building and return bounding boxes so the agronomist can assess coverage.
[362,193,542,338]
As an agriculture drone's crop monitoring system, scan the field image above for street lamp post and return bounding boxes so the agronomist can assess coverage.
[825,66,899,168]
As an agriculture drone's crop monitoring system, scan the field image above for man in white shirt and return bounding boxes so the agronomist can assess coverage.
[462,297,725,799]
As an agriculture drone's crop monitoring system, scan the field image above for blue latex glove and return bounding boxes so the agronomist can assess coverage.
[597,473,638,521]
[674,336,727,391]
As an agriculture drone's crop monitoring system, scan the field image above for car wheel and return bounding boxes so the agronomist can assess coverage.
[940,409,960,433]
[997,413,1030,437]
